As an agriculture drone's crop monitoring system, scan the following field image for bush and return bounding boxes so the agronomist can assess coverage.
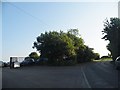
[35,58,48,65]
[101,56,111,59]
[47,58,76,66]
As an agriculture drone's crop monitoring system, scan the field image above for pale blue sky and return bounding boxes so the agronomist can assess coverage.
[2,2,118,62]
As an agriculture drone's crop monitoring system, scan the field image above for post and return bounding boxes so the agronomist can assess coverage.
[10,57,14,69]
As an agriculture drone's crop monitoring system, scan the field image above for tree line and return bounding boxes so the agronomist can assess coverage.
[32,29,99,65]
[24,17,120,66]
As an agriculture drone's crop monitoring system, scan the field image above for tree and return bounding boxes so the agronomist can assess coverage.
[67,29,80,37]
[67,29,84,50]
[33,31,76,65]
[33,29,100,65]
[29,52,39,61]
[102,18,120,61]
[94,53,100,60]
[67,29,97,62]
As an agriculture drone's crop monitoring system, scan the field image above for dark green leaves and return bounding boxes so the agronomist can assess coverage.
[102,18,120,60]
[33,29,99,65]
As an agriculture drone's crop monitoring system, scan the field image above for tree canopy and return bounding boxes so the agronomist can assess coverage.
[33,29,99,65]
[29,52,39,60]
[102,18,120,61]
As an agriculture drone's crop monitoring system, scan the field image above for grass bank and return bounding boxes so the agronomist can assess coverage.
[93,58,112,62]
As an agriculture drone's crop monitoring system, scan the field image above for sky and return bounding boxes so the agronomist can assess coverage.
[1,1,119,62]
[0,2,2,62]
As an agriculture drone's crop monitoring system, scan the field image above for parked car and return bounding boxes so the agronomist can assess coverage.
[14,62,20,68]
[35,58,48,65]
[20,58,34,66]
[115,56,120,70]
[0,61,8,68]
[6,62,10,67]
[3,62,8,67]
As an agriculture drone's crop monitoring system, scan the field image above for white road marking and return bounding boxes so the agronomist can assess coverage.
[81,66,91,88]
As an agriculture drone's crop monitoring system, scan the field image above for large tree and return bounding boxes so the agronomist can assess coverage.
[102,18,120,61]
[33,29,99,65]
[33,31,76,65]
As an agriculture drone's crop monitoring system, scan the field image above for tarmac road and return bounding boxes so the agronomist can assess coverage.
[2,61,120,88]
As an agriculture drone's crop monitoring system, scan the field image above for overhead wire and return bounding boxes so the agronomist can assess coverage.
[4,1,54,31]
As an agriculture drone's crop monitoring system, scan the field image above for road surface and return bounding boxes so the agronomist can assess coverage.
[2,61,120,88]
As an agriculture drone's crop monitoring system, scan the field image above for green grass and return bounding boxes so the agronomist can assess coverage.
[93,58,112,62]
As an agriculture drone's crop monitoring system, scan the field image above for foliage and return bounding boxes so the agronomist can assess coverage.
[33,29,99,65]
[102,18,120,61]
[100,56,111,59]
[29,52,40,61]
[94,53,100,60]
[67,29,98,62]
[33,31,76,65]
[67,29,85,51]
[35,58,48,65]
[77,45,96,62]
